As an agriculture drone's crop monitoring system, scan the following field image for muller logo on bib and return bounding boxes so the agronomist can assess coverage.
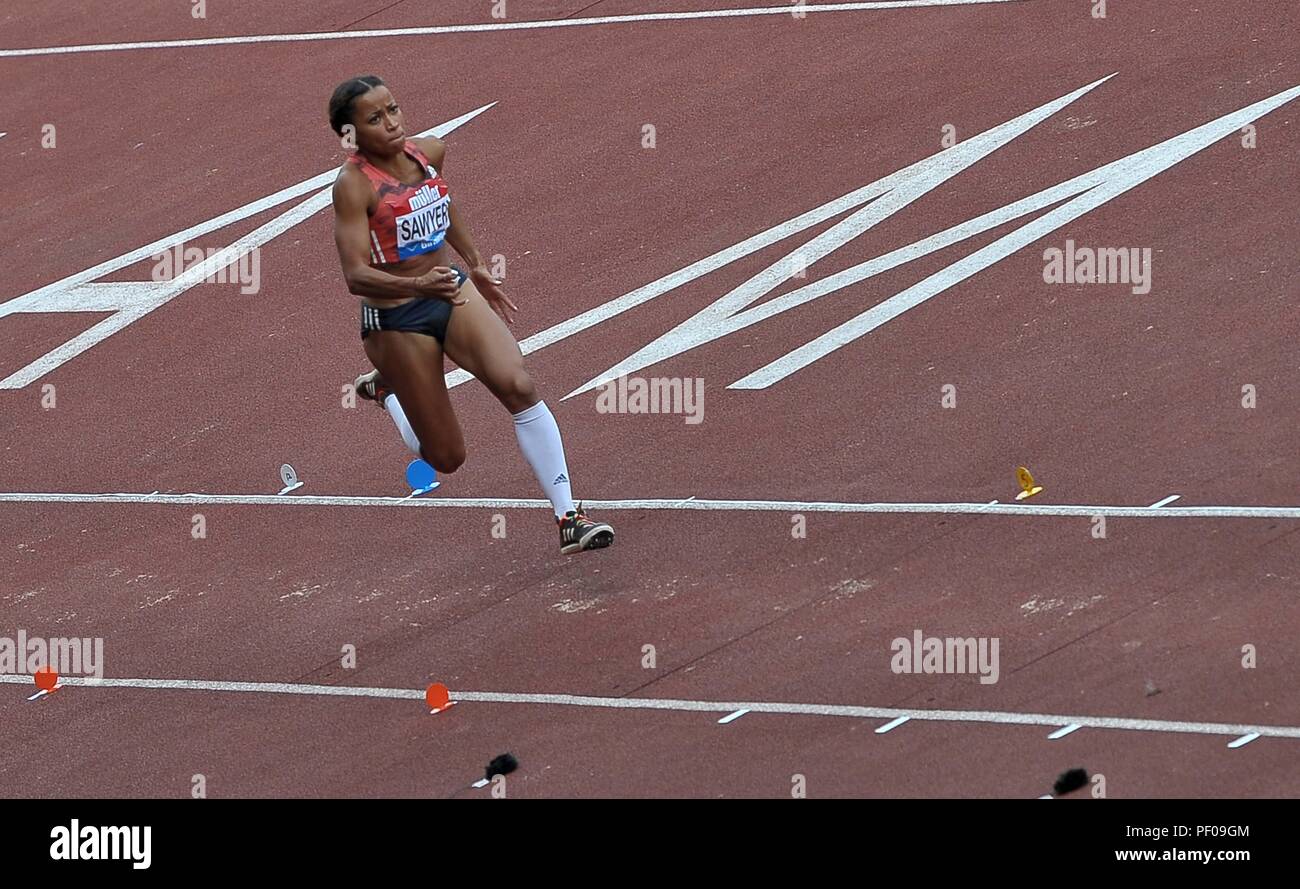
[407,182,442,211]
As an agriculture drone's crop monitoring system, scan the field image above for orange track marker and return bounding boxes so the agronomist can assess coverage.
[34,666,59,693]
[426,682,457,714]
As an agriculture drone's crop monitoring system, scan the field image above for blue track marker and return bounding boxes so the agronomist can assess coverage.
[405,459,440,496]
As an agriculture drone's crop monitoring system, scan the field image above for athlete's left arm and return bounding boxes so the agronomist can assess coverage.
[421,138,518,325]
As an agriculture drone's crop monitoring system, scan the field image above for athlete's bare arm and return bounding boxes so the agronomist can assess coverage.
[417,138,519,323]
[413,136,447,172]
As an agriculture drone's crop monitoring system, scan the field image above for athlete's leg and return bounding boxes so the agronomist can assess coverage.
[355,368,420,456]
[382,392,422,455]
[362,329,465,473]
[442,278,538,413]
[443,279,580,522]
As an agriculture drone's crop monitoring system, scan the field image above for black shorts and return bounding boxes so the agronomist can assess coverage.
[359,265,467,344]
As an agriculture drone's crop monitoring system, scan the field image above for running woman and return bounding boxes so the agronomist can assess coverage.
[328,75,613,554]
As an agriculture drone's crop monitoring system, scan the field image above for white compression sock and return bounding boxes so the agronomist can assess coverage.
[512,400,576,518]
[383,393,422,456]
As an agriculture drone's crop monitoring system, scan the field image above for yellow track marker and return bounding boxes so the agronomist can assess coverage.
[1015,466,1044,501]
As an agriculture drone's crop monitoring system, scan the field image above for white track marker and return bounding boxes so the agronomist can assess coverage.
[0,2,1028,58]
[1,674,1296,740]
[875,716,910,734]
[1037,794,1054,799]
[1148,495,1181,508]
[988,500,999,505]
[471,778,490,789]
[0,133,6,139]
[718,708,750,724]
[2,490,1299,520]
[1227,732,1261,749]
[1047,723,1082,740]
[275,465,302,495]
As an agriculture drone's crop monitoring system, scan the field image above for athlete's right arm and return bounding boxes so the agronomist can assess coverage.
[332,168,464,303]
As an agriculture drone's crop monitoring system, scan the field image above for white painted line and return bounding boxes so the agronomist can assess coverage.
[0,106,492,390]
[563,75,1114,400]
[514,78,1300,399]
[2,490,1298,519]
[875,716,910,733]
[1149,495,1181,508]
[0,1,1028,58]
[718,708,750,724]
[1,674,1295,740]
[724,83,1300,391]
[1047,723,1082,739]
[471,778,490,789]
[1227,732,1260,749]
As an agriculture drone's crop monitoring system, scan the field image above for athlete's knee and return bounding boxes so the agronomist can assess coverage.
[423,444,466,474]
[497,367,537,409]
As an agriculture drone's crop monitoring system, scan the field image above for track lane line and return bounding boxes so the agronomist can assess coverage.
[1,491,1298,519]
[0,1,1031,58]
[2,674,1294,740]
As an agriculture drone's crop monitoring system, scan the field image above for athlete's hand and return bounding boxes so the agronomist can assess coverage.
[471,265,517,325]
[415,267,468,305]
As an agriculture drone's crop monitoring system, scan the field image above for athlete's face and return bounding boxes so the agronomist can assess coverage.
[350,86,406,156]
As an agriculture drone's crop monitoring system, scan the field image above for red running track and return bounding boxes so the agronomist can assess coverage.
[0,0,1297,797]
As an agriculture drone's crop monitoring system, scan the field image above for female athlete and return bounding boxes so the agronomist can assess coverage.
[328,75,614,554]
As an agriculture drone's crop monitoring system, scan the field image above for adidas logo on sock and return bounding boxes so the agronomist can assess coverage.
[553,473,569,485]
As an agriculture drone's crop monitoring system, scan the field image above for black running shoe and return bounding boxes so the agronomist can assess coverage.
[557,502,614,554]
[354,369,390,408]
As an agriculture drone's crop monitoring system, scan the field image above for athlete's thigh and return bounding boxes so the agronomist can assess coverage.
[363,329,463,455]
[441,278,525,390]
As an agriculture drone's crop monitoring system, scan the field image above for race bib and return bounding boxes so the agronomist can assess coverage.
[395,184,451,260]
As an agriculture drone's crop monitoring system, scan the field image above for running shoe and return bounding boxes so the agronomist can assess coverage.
[354,369,390,408]
[557,502,614,554]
